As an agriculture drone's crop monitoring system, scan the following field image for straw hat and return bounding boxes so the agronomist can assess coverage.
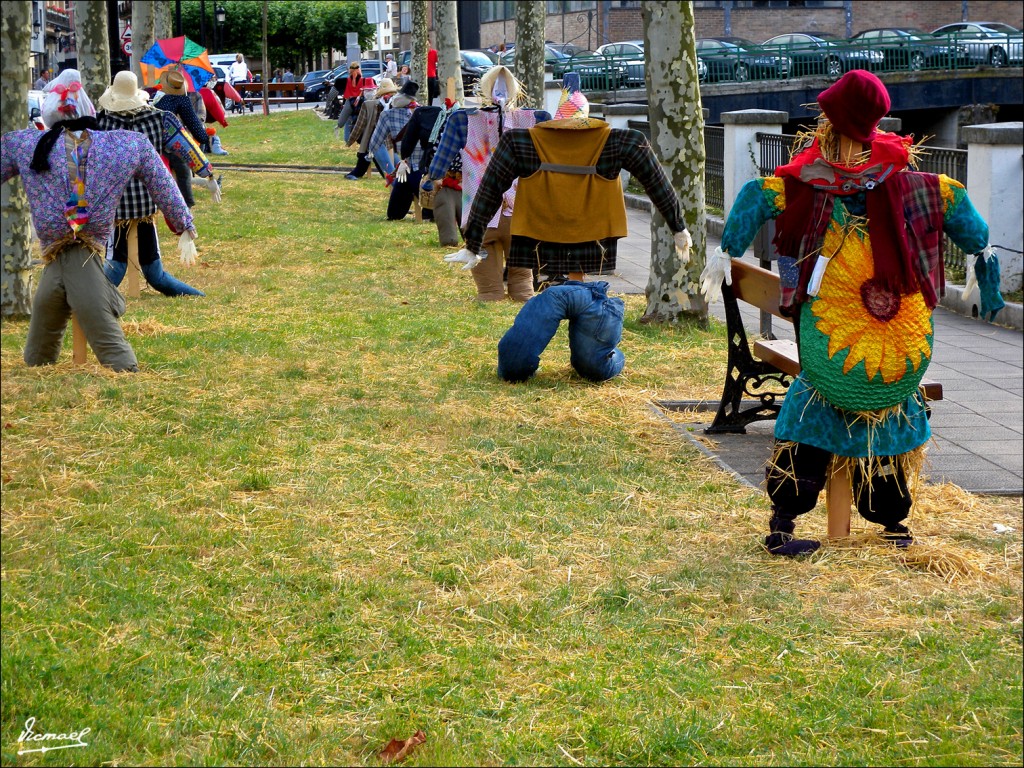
[475,65,523,109]
[97,70,151,112]
[375,77,399,97]
[160,68,188,96]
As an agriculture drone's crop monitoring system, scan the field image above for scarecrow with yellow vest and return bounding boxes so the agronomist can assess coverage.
[700,70,1001,556]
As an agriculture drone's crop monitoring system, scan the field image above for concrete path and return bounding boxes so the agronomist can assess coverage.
[600,207,1023,496]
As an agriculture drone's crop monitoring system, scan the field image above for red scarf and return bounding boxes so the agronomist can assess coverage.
[774,133,921,300]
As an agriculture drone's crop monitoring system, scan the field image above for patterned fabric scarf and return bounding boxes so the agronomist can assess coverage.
[64,130,91,233]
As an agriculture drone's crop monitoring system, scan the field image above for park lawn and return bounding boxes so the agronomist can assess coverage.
[1,110,1022,767]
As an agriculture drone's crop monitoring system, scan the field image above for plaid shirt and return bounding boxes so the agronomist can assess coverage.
[368,106,422,170]
[464,126,686,274]
[97,109,168,222]
[427,108,468,180]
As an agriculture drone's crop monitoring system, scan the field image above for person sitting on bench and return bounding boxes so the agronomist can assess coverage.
[699,70,1001,556]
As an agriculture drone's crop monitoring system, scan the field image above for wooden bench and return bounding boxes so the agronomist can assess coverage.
[236,82,306,110]
[707,258,943,537]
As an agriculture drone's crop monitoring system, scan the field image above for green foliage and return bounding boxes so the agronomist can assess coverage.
[178,0,375,71]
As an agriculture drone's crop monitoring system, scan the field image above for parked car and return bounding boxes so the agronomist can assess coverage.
[359,59,384,79]
[761,32,883,78]
[499,43,574,77]
[301,69,331,101]
[696,37,791,82]
[547,42,587,58]
[459,49,497,89]
[28,89,45,130]
[849,28,970,71]
[561,51,630,89]
[594,40,645,85]
[930,21,1023,67]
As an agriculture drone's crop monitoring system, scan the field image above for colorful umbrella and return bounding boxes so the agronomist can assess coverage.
[140,36,215,91]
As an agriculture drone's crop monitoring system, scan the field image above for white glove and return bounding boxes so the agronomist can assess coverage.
[395,159,411,184]
[205,174,222,204]
[699,246,733,305]
[443,247,484,271]
[963,246,992,299]
[178,229,198,267]
[674,229,692,265]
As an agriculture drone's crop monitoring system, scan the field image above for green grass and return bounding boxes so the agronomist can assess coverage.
[2,110,1021,766]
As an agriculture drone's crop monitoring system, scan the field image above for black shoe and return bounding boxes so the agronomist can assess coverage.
[881,523,913,548]
[765,532,821,557]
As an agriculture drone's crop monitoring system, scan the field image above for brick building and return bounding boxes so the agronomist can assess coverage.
[447,0,1023,51]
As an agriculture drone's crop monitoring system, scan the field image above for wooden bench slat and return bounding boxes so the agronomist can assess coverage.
[731,260,788,319]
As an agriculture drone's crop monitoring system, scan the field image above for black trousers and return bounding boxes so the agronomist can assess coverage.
[386,169,432,221]
[765,441,912,534]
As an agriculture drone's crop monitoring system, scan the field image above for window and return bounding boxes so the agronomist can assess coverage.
[399,0,411,33]
[481,0,516,22]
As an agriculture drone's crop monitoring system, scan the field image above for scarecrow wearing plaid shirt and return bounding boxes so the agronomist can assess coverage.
[700,70,1001,556]
[367,81,427,221]
[97,71,220,297]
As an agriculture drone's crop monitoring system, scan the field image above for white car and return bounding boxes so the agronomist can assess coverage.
[931,21,1023,67]
[28,90,45,130]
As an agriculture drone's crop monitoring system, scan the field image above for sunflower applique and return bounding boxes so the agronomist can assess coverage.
[800,221,934,412]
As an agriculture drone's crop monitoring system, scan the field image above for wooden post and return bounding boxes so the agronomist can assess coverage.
[446,76,456,103]
[826,458,853,538]
[126,222,141,298]
[72,315,87,364]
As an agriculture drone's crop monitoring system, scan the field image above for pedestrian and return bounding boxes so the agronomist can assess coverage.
[282,67,295,83]
[1,70,197,372]
[96,70,219,297]
[700,70,1001,556]
[384,53,397,79]
[335,61,367,142]
[427,37,439,105]
[228,54,249,85]
[34,69,50,91]
[395,64,412,87]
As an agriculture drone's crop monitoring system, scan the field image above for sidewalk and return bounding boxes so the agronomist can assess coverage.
[603,206,1024,496]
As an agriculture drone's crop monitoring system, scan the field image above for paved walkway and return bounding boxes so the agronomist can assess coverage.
[600,207,1023,496]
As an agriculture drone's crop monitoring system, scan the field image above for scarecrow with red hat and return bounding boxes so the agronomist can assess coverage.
[701,70,1001,556]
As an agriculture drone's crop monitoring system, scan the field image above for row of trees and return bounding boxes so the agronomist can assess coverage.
[176,0,374,74]
[2,0,706,323]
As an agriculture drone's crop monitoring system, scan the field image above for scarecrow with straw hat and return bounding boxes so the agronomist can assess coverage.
[345,77,400,180]
[366,80,432,221]
[428,66,552,302]
[96,70,222,297]
[154,67,211,208]
[700,70,1002,556]
[448,73,691,300]
[1,70,196,372]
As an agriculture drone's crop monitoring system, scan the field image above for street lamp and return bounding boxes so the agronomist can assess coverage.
[215,4,226,54]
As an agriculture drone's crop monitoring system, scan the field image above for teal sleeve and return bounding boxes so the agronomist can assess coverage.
[720,179,776,257]
[944,186,989,255]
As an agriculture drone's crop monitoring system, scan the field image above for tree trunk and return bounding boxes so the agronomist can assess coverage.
[73,0,111,103]
[640,0,707,325]
[433,0,462,104]
[515,0,545,110]
[410,0,428,94]
[130,0,154,81]
[261,0,269,115]
[1,1,34,318]
[153,0,172,43]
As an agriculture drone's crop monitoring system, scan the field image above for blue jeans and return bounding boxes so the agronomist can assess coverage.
[105,258,205,297]
[497,281,625,382]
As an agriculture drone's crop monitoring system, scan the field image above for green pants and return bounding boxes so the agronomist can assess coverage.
[24,245,138,372]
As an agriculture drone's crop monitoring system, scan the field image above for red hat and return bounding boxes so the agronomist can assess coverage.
[817,69,890,144]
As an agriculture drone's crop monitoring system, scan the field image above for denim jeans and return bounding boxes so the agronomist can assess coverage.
[497,281,625,382]
[105,221,205,297]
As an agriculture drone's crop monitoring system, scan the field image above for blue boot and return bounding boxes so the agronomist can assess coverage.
[141,258,205,297]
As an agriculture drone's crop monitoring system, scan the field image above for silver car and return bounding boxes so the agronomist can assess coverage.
[931,21,1023,67]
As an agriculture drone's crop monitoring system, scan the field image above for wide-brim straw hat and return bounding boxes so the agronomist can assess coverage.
[98,70,151,112]
[375,77,399,97]
[476,65,523,109]
[160,68,188,96]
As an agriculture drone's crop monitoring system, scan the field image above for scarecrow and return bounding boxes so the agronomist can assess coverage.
[700,70,1000,556]
[428,66,552,302]
[447,80,691,298]
[96,70,221,297]
[398,97,462,246]
[366,81,428,220]
[345,77,400,180]
[1,70,196,372]
[153,68,211,207]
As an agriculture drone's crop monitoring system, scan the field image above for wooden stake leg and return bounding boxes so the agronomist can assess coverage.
[72,315,87,365]
[826,458,853,538]
[126,222,140,298]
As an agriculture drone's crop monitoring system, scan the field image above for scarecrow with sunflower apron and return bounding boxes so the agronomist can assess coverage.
[701,70,1002,556]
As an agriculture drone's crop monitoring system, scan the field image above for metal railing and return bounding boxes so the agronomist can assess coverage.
[627,120,724,211]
